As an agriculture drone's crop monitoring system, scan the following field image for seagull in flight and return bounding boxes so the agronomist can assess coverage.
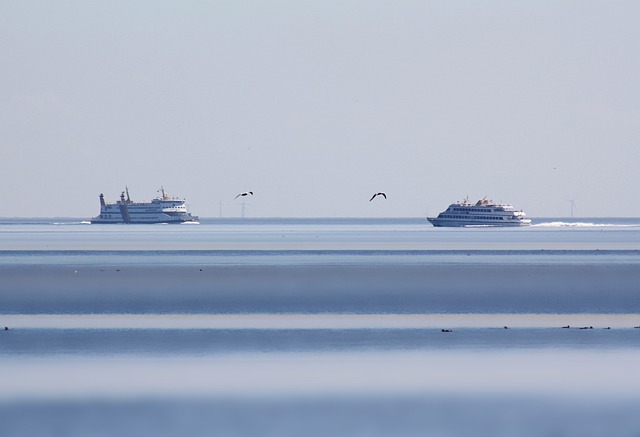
[235,191,253,199]
[369,192,387,201]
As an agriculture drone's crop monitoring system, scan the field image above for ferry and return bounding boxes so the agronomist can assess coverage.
[91,187,199,224]
[428,198,531,227]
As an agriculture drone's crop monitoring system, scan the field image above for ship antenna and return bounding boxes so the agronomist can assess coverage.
[125,186,130,202]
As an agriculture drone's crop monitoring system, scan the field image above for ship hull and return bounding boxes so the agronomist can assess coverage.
[428,218,531,227]
[91,216,198,224]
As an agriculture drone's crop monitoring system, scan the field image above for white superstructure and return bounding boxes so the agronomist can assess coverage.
[91,187,198,224]
[428,198,531,227]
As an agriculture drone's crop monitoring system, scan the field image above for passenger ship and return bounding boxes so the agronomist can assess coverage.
[91,187,199,224]
[428,198,531,227]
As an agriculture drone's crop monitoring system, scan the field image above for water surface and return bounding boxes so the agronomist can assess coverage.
[2,217,640,436]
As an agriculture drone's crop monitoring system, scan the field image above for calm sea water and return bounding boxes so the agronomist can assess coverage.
[2,217,640,436]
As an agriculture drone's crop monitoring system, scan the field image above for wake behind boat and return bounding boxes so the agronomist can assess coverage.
[428,198,531,227]
[91,187,198,224]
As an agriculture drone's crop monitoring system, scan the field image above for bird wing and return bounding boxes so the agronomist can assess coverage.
[380,193,387,199]
[369,194,377,201]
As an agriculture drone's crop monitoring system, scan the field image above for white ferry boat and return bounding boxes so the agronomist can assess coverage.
[91,187,198,224]
[428,198,531,227]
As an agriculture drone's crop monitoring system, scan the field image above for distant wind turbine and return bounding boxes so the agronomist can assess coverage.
[239,200,251,218]
[567,199,577,217]
[369,192,387,201]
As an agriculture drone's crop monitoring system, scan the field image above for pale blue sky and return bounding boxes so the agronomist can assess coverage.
[2,1,639,217]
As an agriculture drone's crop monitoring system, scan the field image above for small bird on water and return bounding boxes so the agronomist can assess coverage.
[235,191,253,199]
[369,192,387,201]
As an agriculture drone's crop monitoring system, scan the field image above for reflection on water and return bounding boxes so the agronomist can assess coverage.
[2,350,640,436]
[4,395,640,437]
[2,262,640,314]
[3,351,640,398]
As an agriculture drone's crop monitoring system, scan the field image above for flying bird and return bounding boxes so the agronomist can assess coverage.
[235,191,254,199]
[369,192,387,201]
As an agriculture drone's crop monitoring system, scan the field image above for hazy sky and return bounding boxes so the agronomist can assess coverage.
[2,1,639,218]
